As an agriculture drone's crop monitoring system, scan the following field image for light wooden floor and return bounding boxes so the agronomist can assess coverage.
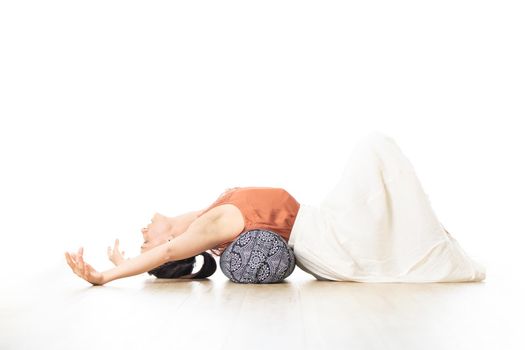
[1,258,523,350]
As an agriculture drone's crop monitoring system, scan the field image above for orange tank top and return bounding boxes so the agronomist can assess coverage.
[197,187,301,256]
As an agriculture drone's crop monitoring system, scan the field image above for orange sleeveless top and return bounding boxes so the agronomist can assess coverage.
[197,187,301,256]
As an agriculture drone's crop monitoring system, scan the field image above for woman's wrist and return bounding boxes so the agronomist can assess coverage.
[101,268,116,284]
[102,245,170,284]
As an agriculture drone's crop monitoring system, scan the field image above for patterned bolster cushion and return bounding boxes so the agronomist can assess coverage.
[219,229,296,284]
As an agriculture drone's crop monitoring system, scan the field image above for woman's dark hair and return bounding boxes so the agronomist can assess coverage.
[147,252,217,279]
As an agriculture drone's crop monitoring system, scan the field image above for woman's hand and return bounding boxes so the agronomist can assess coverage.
[65,247,105,286]
[107,238,127,266]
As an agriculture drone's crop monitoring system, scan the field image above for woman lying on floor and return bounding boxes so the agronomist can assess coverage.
[65,132,486,285]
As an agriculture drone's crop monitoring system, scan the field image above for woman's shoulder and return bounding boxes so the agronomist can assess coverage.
[220,187,241,196]
[222,186,292,199]
[235,186,288,191]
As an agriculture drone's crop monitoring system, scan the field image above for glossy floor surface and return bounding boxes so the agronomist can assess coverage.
[2,258,523,350]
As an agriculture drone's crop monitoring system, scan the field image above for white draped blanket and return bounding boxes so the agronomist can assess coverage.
[289,132,486,282]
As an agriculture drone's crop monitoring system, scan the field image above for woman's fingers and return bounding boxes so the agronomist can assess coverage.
[79,252,86,276]
[109,239,120,253]
[69,251,77,264]
[65,252,75,271]
[111,239,123,256]
[65,252,82,277]
[66,250,97,283]
[107,239,121,254]
[67,252,78,268]
[65,250,104,285]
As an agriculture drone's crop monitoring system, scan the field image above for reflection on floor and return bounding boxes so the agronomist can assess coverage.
[1,260,523,350]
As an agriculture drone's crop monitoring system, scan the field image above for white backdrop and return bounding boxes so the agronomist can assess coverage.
[0,1,523,284]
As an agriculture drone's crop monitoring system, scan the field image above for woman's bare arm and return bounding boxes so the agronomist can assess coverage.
[66,214,229,285]
[103,215,226,284]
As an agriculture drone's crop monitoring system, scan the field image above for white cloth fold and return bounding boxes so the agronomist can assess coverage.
[289,132,486,282]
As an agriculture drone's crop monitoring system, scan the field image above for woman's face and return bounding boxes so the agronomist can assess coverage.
[140,212,172,253]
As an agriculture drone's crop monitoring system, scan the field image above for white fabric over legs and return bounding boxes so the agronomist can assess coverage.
[289,132,486,282]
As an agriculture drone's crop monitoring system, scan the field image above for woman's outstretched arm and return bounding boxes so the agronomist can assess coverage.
[65,214,231,285]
